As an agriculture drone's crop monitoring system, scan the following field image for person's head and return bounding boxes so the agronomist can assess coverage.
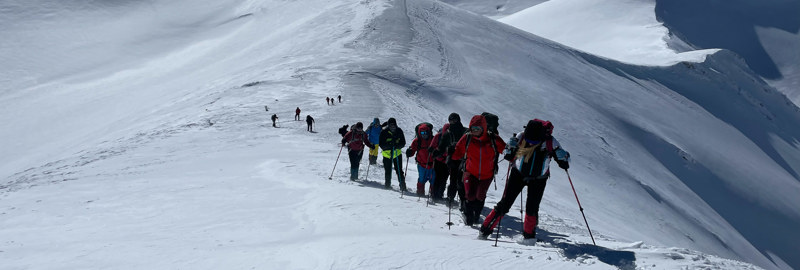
[343,124,349,128]
[448,113,461,125]
[468,115,487,137]
[355,122,363,131]
[387,118,397,131]
[418,124,432,139]
[372,118,380,125]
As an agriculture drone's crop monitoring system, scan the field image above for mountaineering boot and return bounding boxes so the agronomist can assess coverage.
[369,155,377,165]
[463,200,475,226]
[474,200,485,224]
[399,181,407,192]
[350,168,358,181]
[385,178,391,189]
[417,183,425,196]
[480,209,503,238]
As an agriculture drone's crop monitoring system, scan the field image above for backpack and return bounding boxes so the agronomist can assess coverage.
[481,112,499,135]
[523,119,555,152]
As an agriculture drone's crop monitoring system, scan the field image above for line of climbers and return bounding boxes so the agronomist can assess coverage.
[339,112,570,242]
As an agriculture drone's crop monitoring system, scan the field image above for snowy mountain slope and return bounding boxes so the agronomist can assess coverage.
[654,0,800,106]
[346,1,800,269]
[1,0,797,269]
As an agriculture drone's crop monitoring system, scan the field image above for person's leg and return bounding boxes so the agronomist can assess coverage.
[433,161,449,200]
[395,155,406,191]
[523,178,548,239]
[383,156,393,188]
[480,170,524,235]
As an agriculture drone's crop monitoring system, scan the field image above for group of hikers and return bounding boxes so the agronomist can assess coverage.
[270,95,344,130]
[338,112,571,242]
[326,95,342,105]
[270,107,315,131]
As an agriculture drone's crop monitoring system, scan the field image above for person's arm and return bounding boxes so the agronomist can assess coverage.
[451,135,468,161]
[397,129,406,149]
[551,137,570,169]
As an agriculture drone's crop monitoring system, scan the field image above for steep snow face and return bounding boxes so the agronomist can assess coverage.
[496,0,714,66]
[1,0,798,269]
[352,0,800,268]
[655,0,800,106]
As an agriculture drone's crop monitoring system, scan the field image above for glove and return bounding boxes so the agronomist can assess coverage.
[556,160,569,170]
[406,148,414,157]
[341,139,346,145]
[507,136,519,149]
[370,145,376,150]
[504,153,515,161]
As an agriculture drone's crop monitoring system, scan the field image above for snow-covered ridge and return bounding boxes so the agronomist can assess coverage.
[2,0,798,269]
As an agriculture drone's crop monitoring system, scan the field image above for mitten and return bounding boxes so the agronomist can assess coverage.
[406,148,414,157]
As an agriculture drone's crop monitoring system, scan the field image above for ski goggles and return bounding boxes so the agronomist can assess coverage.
[420,131,429,135]
[470,126,483,132]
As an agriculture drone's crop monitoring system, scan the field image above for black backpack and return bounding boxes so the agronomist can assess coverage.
[481,112,499,135]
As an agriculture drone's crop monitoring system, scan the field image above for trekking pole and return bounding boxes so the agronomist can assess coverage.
[566,170,596,245]
[403,155,410,179]
[446,199,454,229]
[364,152,371,182]
[329,145,345,180]
[493,215,504,247]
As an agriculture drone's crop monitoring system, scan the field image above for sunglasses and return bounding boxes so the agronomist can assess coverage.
[420,131,428,135]
[470,126,482,132]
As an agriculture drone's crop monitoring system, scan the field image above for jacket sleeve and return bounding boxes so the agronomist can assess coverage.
[342,131,352,145]
[551,137,570,162]
[397,129,406,149]
[451,134,468,160]
[494,136,507,154]
[379,130,389,150]
[363,133,373,148]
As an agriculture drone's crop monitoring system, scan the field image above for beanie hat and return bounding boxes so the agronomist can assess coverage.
[448,113,461,123]
[355,122,363,129]
[387,118,397,126]
[523,119,552,141]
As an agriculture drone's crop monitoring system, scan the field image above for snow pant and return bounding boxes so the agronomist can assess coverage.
[272,120,276,127]
[432,160,449,200]
[307,122,313,131]
[348,150,364,180]
[368,147,379,164]
[383,155,405,190]
[295,114,300,121]
[446,159,465,209]
[416,164,435,196]
[462,173,493,226]
[480,167,548,238]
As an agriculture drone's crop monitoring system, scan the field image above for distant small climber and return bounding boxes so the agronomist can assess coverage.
[306,115,315,132]
[338,95,342,103]
[271,114,278,128]
[326,97,330,105]
[295,107,301,121]
[330,97,335,105]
